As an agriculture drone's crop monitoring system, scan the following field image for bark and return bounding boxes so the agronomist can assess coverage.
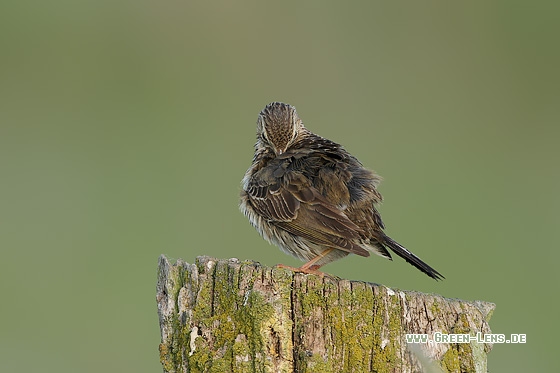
[156,255,494,373]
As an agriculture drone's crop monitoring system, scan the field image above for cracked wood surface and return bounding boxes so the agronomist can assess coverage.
[156,256,494,373]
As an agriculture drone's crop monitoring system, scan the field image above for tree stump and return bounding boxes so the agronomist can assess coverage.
[156,256,494,373]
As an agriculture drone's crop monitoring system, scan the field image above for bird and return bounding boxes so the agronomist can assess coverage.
[239,102,444,280]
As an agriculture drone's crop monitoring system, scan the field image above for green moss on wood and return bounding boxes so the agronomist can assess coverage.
[442,347,461,372]
[157,256,494,373]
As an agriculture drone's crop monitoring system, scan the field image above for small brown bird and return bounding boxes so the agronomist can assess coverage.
[240,102,444,280]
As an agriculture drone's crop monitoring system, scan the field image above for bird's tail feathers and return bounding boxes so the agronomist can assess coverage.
[383,235,445,281]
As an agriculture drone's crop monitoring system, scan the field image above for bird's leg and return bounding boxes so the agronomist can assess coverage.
[277,248,335,276]
[299,248,335,271]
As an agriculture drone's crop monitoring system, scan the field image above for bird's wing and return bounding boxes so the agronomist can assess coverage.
[246,169,370,257]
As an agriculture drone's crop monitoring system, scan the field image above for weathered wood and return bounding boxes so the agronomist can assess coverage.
[156,256,494,373]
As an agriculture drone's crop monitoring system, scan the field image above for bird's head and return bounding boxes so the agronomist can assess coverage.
[256,102,304,155]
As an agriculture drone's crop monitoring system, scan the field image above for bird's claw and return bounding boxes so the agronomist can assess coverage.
[275,263,326,277]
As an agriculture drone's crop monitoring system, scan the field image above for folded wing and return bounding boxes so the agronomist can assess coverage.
[246,169,372,257]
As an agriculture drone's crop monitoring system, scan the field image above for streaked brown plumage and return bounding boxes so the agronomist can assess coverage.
[240,102,444,280]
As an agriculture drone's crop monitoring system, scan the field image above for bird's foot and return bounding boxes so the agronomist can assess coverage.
[276,263,325,277]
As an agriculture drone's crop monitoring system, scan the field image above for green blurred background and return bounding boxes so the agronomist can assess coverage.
[1,1,558,371]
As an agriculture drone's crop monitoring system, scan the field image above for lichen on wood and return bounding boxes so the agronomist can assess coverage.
[156,256,494,373]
